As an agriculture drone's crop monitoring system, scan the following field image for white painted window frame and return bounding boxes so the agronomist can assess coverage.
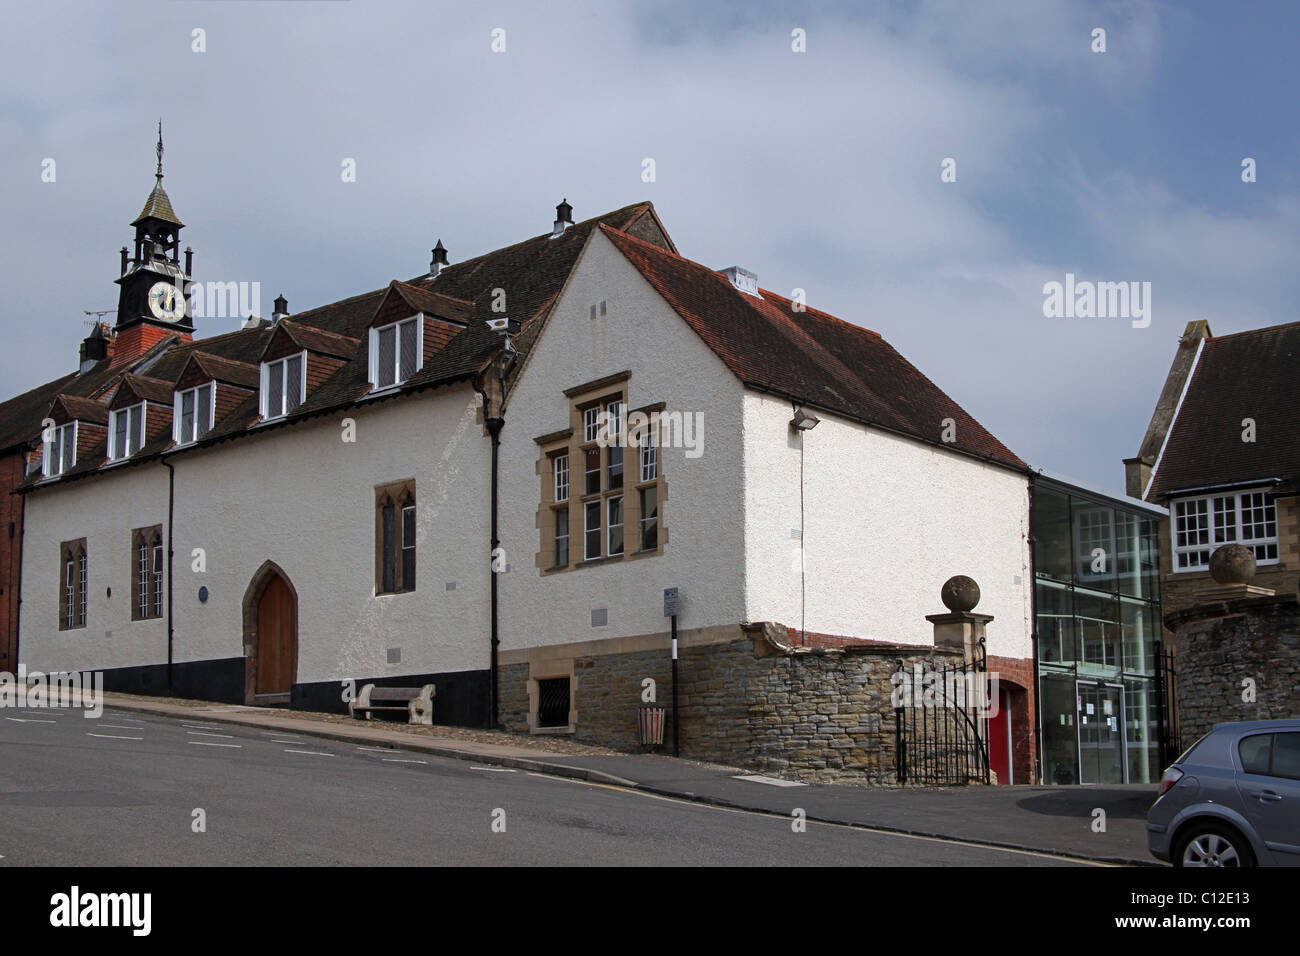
[173,381,216,445]
[553,454,569,503]
[260,350,307,420]
[607,494,624,556]
[368,315,423,390]
[583,406,601,443]
[584,499,601,561]
[639,422,658,482]
[109,401,147,461]
[44,421,78,478]
[1171,489,1280,571]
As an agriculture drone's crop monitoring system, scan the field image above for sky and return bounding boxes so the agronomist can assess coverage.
[1,0,1297,496]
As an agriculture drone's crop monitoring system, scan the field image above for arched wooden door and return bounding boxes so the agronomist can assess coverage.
[255,573,297,700]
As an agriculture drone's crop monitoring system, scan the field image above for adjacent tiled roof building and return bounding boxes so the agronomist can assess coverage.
[1145,321,1300,499]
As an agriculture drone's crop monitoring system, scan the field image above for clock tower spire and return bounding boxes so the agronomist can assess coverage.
[114,121,195,360]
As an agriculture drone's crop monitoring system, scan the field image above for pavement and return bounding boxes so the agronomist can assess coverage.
[90,691,1160,865]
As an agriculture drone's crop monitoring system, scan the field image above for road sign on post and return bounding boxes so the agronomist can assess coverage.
[664,587,680,756]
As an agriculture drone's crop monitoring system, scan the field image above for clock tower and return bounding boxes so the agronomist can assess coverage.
[114,123,196,358]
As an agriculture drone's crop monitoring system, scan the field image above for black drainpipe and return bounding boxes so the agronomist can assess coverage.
[485,414,503,728]
[13,488,27,668]
[163,457,176,693]
[1027,475,1042,784]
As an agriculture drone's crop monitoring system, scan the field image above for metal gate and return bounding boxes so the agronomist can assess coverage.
[892,641,990,785]
[1153,640,1181,768]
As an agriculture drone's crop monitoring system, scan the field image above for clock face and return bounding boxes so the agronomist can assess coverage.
[147,281,185,321]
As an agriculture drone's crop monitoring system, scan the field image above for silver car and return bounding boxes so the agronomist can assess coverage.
[1148,719,1300,866]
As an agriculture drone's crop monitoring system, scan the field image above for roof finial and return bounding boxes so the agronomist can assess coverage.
[155,119,164,181]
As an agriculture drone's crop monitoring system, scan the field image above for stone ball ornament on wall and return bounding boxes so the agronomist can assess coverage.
[940,574,980,613]
[1209,543,1256,585]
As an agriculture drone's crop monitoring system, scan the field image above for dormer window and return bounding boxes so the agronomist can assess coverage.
[108,402,146,461]
[174,382,214,444]
[43,422,77,478]
[261,352,305,420]
[369,317,422,390]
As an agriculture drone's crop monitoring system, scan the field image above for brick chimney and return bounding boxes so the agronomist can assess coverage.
[110,323,186,368]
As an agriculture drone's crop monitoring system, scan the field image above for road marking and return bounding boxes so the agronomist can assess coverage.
[19,710,60,717]
[5,717,56,723]
[186,730,234,738]
[182,723,224,730]
[472,766,518,772]
[357,746,392,753]
[733,774,806,787]
[188,741,242,748]
[526,775,1107,866]
[87,732,144,740]
[382,758,428,765]
[98,723,146,730]
[284,749,334,757]
[268,738,300,744]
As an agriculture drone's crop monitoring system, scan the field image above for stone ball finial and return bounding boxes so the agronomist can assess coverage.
[1209,544,1256,584]
[941,575,980,613]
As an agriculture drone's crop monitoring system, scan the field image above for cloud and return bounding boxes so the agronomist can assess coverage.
[0,1,1292,496]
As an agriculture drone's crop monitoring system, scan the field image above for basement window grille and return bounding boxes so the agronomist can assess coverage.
[537,677,570,728]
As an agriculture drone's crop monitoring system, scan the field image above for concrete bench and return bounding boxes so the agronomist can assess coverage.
[349,683,435,725]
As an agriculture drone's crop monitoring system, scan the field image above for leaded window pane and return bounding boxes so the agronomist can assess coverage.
[285,356,303,412]
[378,326,397,388]
[399,320,418,382]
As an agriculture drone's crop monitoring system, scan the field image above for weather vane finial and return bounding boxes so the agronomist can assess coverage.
[155,119,164,181]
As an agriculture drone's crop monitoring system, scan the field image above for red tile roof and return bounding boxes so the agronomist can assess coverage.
[264,319,360,361]
[112,374,176,407]
[182,351,261,390]
[377,281,473,327]
[599,225,1025,472]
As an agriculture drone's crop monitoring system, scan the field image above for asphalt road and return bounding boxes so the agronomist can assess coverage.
[0,706,1092,866]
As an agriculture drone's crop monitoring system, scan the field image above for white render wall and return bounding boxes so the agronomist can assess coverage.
[742,390,1033,660]
[498,230,747,649]
[21,384,492,683]
[20,467,172,673]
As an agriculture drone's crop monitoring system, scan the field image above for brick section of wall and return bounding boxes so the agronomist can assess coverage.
[988,653,1037,784]
[111,324,189,368]
[0,452,23,669]
[1168,596,1300,745]
[502,628,1031,784]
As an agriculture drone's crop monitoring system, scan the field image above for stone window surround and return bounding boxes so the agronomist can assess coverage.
[526,658,577,735]
[535,371,667,575]
[374,478,417,595]
[131,524,164,621]
[59,537,87,631]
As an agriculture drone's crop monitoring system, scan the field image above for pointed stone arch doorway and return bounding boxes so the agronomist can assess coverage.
[242,561,298,706]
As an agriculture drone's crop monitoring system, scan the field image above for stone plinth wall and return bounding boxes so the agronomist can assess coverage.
[1166,594,1300,745]
[500,623,980,783]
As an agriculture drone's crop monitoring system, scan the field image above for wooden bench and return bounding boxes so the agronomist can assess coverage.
[349,683,435,725]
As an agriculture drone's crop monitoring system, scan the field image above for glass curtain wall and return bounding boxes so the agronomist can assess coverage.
[1033,483,1162,784]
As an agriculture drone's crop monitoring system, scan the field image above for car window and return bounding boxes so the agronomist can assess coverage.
[1273,733,1300,781]
[1176,733,1210,764]
[1238,733,1272,774]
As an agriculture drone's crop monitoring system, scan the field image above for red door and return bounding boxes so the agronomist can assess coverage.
[988,687,1013,785]
[255,574,297,698]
